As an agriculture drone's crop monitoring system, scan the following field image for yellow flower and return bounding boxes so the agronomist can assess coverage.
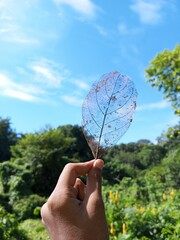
[152,208,157,216]
[139,207,145,213]
[122,223,127,235]
[110,223,115,235]
[115,191,119,201]
[170,190,175,198]
[109,191,114,200]
[114,191,120,205]
[162,193,167,201]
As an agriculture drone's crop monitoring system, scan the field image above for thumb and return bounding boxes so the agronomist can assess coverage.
[84,159,104,214]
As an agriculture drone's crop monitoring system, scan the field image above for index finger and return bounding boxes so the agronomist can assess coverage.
[55,160,95,190]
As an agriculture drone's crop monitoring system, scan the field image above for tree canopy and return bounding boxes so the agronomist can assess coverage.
[145,45,180,116]
[0,117,17,162]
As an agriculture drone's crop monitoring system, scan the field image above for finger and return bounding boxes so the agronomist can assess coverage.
[54,160,95,191]
[47,160,95,212]
[74,178,86,201]
[84,159,104,211]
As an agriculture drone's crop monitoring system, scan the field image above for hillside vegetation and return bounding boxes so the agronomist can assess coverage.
[0,119,179,239]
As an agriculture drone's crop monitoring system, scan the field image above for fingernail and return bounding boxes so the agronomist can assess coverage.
[93,159,104,170]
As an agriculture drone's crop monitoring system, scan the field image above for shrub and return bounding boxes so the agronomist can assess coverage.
[103,184,180,240]
[0,206,27,239]
[11,195,46,221]
[19,219,49,240]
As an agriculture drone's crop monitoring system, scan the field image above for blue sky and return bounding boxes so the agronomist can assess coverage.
[0,0,179,143]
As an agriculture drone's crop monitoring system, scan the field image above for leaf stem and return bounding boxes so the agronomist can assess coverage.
[95,74,119,159]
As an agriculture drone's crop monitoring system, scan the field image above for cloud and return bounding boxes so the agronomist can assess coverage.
[137,100,170,111]
[0,29,39,44]
[30,59,64,88]
[0,57,92,106]
[61,95,83,106]
[74,80,90,90]
[130,0,164,24]
[0,73,44,102]
[52,0,97,18]
[2,89,42,102]
[117,22,142,35]
[0,0,40,45]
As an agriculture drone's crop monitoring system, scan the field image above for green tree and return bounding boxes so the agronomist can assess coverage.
[156,122,180,148]
[0,161,32,195]
[162,147,180,189]
[0,117,17,162]
[137,144,166,169]
[145,45,180,116]
[10,127,76,196]
[59,125,93,161]
[103,141,166,185]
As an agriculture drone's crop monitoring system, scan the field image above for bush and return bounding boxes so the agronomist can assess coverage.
[103,184,180,240]
[11,195,46,221]
[19,219,49,240]
[0,206,27,239]
[0,161,32,195]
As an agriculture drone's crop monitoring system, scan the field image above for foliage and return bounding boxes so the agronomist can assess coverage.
[0,206,27,239]
[161,147,180,189]
[104,184,180,240]
[11,195,46,221]
[0,117,17,162]
[103,142,166,185]
[146,45,180,116]
[0,161,32,195]
[0,120,179,239]
[156,123,180,148]
[10,126,78,196]
[164,123,180,141]
[59,125,93,161]
[19,219,49,240]
[0,193,10,212]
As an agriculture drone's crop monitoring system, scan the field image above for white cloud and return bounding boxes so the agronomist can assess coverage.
[0,0,40,45]
[3,89,42,102]
[130,0,164,24]
[30,59,64,88]
[0,57,92,105]
[0,73,44,102]
[61,95,83,106]
[137,100,170,111]
[52,0,97,18]
[74,80,90,90]
[0,31,39,44]
[117,22,142,35]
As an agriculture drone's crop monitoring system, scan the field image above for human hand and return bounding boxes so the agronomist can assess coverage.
[41,159,109,240]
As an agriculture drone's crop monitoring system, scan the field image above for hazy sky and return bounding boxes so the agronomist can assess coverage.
[0,0,179,143]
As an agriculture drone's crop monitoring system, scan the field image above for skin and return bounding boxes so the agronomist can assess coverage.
[41,159,109,240]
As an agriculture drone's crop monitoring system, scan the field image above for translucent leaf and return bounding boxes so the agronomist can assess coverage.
[82,71,138,159]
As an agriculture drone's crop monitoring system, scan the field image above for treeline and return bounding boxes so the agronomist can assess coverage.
[0,117,179,239]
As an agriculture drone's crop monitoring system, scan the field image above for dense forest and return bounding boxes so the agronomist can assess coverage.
[0,45,179,239]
